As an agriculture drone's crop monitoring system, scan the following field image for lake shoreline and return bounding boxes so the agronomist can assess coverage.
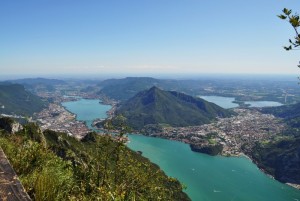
[128,132,300,191]
[62,98,300,200]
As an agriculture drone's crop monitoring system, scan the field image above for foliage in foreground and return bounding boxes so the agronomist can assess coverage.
[278,8,300,51]
[0,122,190,201]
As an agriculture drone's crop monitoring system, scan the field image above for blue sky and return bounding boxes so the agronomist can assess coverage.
[1,0,300,77]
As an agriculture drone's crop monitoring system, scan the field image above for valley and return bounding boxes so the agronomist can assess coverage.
[1,76,300,200]
[63,97,300,201]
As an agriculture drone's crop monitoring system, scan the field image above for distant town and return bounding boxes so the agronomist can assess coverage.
[142,108,286,156]
[34,103,89,139]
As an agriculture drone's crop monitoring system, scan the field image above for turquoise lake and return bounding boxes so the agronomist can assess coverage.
[62,99,111,129]
[62,99,300,201]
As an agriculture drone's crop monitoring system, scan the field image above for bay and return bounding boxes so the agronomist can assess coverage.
[62,99,111,129]
[63,99,300,201]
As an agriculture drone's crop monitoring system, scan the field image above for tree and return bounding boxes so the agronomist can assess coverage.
[278,8,300,51]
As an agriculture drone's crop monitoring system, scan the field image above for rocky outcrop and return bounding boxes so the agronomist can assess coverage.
[11,122,23,134]
[0,117,23,134]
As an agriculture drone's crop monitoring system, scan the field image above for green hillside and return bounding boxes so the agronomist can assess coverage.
[116,86,234,130]
[250,103,300,186]
[0,83,47,116]
[0,118,190,201]
[262,102,300,129]
[251,137,300,185]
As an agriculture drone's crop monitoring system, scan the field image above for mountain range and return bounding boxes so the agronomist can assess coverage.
[98,77,208,101]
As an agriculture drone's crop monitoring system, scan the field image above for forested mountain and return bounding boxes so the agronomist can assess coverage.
[116,86,234,130]
[0,83,47,116]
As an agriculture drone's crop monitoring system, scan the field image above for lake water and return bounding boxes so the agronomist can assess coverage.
[199,96,238,109]
[63,99,300,201]
[245,101,283,107]
[62,99,111,129]
[199,96,283,108]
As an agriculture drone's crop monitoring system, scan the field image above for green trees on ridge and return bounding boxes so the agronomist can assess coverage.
[0,119,190,201]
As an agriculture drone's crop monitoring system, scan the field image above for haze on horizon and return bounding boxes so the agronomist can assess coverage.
[1,0,300,77]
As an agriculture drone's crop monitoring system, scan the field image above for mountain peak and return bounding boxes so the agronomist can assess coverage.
[147,86,162,94]
[149,86,160,91]
[116,88,234,130]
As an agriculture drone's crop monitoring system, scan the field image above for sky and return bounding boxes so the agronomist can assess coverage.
[1,0,300,78]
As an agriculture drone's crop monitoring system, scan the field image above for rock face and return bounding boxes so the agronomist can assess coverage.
[11,122,23,134]
[0,117,23,134]
[116,86,234,130]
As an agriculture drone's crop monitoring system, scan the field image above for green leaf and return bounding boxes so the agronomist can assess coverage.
[283,8,292,15]
[278,14,287,20]
[284,45,292,51]
[289,16,300,27]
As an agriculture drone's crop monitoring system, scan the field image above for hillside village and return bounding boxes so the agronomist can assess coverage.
[143,108,285,156]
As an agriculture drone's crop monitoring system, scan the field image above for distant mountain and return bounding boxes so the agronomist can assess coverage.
[98,77,201,101]
[7,78,66,93]
[99,77,164,101]
[9,78,66,86]
[261,102,300,128]
[0,83,47,116]
[116,86,234,130]
[98,76,300,104]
